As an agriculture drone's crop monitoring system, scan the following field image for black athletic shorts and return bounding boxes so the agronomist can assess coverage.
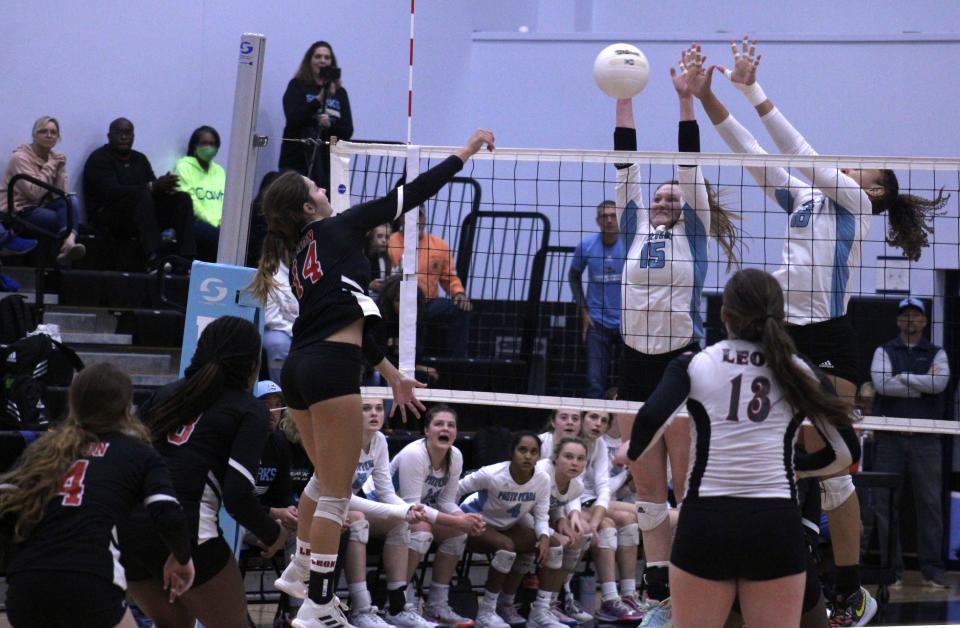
[282,341,363,410]
[6,571,127,628]
[123,534,232,588]
[786,315,860,384]
[619,342,700,402]
[671,497,806,581]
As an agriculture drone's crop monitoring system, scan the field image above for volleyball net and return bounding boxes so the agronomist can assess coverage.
[330,140,960,436]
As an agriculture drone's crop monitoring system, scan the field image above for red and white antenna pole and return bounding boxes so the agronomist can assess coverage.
[406,0,415,144]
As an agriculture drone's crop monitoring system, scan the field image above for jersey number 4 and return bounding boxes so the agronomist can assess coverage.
[59,460,89,507]
[725,374,772,423]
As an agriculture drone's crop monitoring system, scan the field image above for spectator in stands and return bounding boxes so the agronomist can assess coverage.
[252,380,298,533]
[264,260,298,383]
[279,41,354,190]
[366,223,392,298]
[83,118,196,271]
[387,208,471,358]
[1,116,85,264]
[870,296,951,588]
[174,125,225,262]
[374,275,438,389]
[568,200,624,399]
[246,171,281,267]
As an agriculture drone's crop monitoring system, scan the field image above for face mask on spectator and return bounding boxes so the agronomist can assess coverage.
[196,145,218,162]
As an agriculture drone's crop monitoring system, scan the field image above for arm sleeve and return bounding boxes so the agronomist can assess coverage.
[341,156,464,233]
[613,127,644,253]
[566,495,582,515]
[350,494,410,519]
[589,441,612,510]
[795,419,859,478]
[329,88,354,140]
[713,114,806,209]
[437,451,465,514]
[627,354,693,460]
[221,404,281,546]
[362,325,386,367]
[533,476,551,539]
[870,347,914,399]
[901,349,951,395]
[759,108,872,214]
[282,80,323,131]
[677,120,712,230]
[371,436,407,506]
[140,449,191,565]
[394,447,428,504]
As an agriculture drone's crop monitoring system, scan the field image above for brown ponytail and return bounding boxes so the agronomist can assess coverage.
[0,363,146,542]
[248,171,310,303]
[722,269,852,426]
[873,170,949,261]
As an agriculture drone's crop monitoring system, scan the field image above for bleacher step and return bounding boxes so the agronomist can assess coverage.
[44,311,100,333]
[61,332,133,346]
[76,351,175,374]
[130,373,179,387]
[19,291,58,306]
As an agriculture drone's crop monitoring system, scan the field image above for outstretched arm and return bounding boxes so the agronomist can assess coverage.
[718,38,870,213]
[673,44,712,228]
[613,99,644,251]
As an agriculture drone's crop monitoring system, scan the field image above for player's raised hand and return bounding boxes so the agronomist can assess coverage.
[718,36,761,86]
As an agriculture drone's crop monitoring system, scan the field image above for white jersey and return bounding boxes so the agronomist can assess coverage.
[714,110,873,325]
[535,458,584,521]
[628,339,855,499]
[459,461,551,538]
[617,163,711,354]
[540,431,611,509]
[351,431,409,520]
[365,438,463,523]
[600,433,630,496]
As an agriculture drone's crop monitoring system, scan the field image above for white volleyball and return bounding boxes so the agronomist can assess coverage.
[593,43,650,99]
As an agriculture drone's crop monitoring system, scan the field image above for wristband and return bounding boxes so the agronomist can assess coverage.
[721,68,767,106]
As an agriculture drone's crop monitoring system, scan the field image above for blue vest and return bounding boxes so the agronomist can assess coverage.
[873,337,946,420]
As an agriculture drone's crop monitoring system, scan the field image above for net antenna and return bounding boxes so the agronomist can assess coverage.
[399,0,419,376]
[219,33,267,266]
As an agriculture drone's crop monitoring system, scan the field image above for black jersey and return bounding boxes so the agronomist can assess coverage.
[287,437,314,500]
[255,429,293,508]
[140,383,280,546]
[5,432,190,588]
[289,155,464,351]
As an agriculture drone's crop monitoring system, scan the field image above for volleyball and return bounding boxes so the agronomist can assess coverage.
[593,43,650,99]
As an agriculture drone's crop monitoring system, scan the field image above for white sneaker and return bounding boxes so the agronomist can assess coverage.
[276,558,310,599]
[423,600,476,628]
[351,606,392,628]
[293,598,358,628]
[475,606,510,628]
[385,604,437,628]
[527,609,566,628]
[495,603,525,626]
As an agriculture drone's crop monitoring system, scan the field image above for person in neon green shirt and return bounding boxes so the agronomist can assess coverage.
[174,126,225,261]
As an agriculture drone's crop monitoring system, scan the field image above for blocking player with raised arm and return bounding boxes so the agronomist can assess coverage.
[378,405,486,628]
[0,363,194,628]
[621,268,860,628]
[613,45,741,625]
[691,38,944,625]
[120,316,286,628]
[250,129,494,628]
[458,432,552,628]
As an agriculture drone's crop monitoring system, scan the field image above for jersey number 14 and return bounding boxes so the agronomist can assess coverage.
[292,240,324,298]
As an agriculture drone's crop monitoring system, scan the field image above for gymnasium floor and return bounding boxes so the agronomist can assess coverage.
[1,570,957,627]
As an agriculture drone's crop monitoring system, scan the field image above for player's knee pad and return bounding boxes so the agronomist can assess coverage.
[303,475,321,502]
[596,526,618,550]
[511,553,536,575]
[349,519,370,544]
[438,533,468,558]
[491,549,517,574]
[821,475,856,512]
[408,530,434,556]
[635,501,668,531]
[618,523,640,547]
[384,522,410,547]
[313,496,350,526]
[544,545,563,570]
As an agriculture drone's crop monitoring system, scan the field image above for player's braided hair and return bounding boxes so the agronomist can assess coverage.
[721,269,852,427]
[0,363,147,542]
[873,170,949,261]
[249,170,311,303]
[141,316,261,445]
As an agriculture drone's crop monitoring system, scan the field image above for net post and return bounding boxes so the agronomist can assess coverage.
[218,33,267,266]
[399,145,421,376]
